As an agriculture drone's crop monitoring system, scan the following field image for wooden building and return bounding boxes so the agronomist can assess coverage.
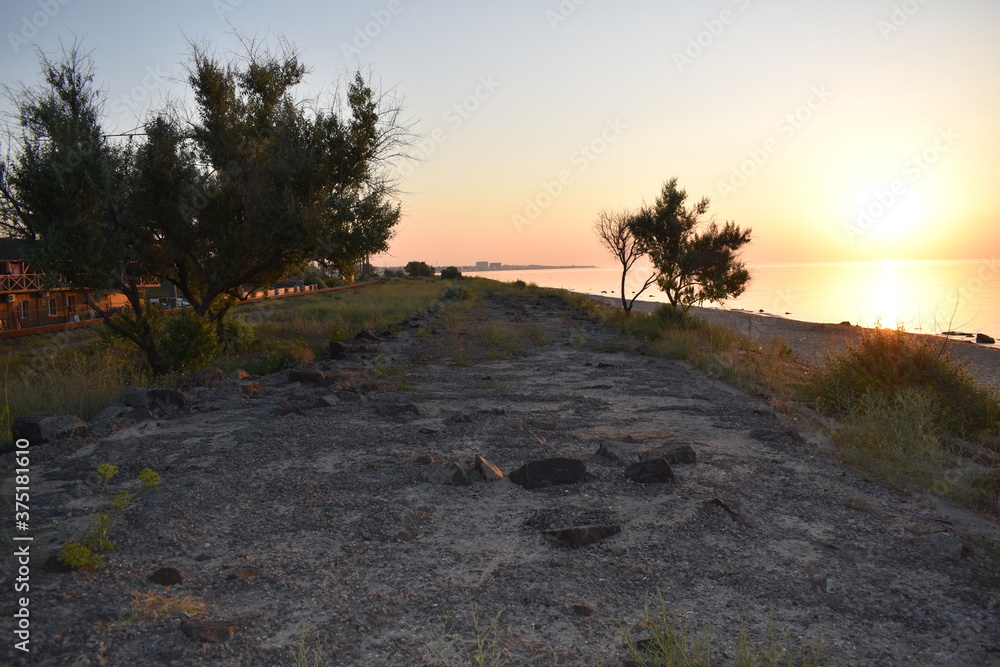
[0,239,154,332]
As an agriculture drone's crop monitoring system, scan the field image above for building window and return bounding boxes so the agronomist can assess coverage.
[47,298,57,317]
[18,300,28,319]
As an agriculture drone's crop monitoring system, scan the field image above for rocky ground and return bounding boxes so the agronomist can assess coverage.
[3,291,1000,665]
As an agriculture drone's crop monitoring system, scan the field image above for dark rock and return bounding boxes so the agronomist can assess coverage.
[596,442,637,465]
[977,333,995,344]
[509,458,586,489]
[355,329,380,342]
[572,604,595,617]
[329,340,349,359]
[225,567,263,581]
[526,420,558,431]
[335,390,361,402]
[121,386,149,408]
[288,367,325,384]
[543,524,621,547]
[839,320,852,326]
[395,527,420,542]
[475,454,504,481]
[438,461,473,486]
[624,458,675,483]
[596,362,614,369]
[622,435,640,444]
[373,403,421,417]
[148,567,183,586]
[42,552,75,573]
[148,389,195,407]
[240,382,263,398]
[643,444,697,465]
[313,395,339,408]
[231,369,249,380]
[88,403,128,431]
[180,618,239,643]
[448,412,473,424]
[414,455,435,465]
[271,401,306,417]
[11,413,87,445]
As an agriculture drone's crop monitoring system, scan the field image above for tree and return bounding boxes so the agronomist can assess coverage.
[440,266,462,280]
[0,45,170,373]
[1,39,409,374]
[404,261,434,277]
[593,209,658,314]
[628,177,751,312]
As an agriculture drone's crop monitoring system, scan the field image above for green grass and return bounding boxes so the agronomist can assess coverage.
[622,595,829,667]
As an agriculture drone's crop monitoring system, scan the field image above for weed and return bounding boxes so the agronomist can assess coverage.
[428,605,511,667]
[292,625,329,667]
[126,590,206,622]
[734,606,829,666]
[621,593,713,667]
[59,464,160,571]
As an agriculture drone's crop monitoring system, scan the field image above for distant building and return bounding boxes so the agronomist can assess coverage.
[489,262,501,270]
[476,261,489,270]
[0,238,156,332]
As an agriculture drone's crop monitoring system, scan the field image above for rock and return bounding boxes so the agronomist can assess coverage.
[916,532,965,562]
[622,435,640,443]
[271,401,306,417]
[121,386,149,408]
[839,320,852,326]
[88,403,129,431]
[180,618,239,643]
[977,332,995,344]
[11,413,88,445]
[624,458,675,483]
[642,444,697,465]
[437,461,473,486]
[329,340,349,359]
[475,455,504,481]
[288,367,325,383]
[509,458,586,489]
[414,455,436,465]
[335,389,361,402]
[148,567,183,586]
[225,567,263,581]
[596,362,614,369]
[543,524,621,547]
[231,369,249,380]
[572,604,594,617]
[448,412,473,424]
[526,420,558,431]
[394,527,420,542]
[240,382,263,398]
[355,329,380,342]
[373,403,421,417]
[313,395,339,408]
[596,441,637,465]
[148,389,195,407]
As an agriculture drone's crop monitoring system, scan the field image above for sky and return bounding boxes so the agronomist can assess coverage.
[1,0,998,268]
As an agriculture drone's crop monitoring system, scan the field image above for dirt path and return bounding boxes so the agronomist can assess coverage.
[3,291,999,665]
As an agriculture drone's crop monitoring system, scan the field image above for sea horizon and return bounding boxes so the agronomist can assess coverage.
[465,258,1000,340]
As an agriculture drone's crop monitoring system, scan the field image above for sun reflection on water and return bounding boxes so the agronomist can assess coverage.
[871,259,900,328]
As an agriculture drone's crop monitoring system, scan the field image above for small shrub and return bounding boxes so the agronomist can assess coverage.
[218,316,256,355]
[441,285,473,301]
[511,280,526,289]
[59,464,160,571]
[440,266,462,280]
[160,311,221,372]
[653,304,706,331]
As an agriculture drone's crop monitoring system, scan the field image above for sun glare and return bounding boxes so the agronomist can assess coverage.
[871,259,900,328]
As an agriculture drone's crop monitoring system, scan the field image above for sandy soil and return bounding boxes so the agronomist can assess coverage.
[2,291,999,665]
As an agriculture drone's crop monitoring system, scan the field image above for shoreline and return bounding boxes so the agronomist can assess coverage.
[583,292,1000,387]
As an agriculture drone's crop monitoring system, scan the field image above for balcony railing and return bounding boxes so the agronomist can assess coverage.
[0,274,44,292]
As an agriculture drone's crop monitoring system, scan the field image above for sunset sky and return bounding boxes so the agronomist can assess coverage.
[2,0,998,268]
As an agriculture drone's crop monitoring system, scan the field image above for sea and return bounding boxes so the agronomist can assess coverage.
[465,259,1000,338]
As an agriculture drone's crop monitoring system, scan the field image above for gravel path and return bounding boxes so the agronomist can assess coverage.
[2,291,998,665]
